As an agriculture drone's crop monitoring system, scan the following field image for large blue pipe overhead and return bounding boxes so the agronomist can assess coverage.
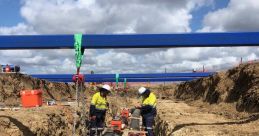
[30,72,214,83]
[0,32,259,49]
[45,77,196,83]
[30,72,214,79]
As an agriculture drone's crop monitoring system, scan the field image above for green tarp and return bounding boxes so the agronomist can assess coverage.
[74,34,83,68]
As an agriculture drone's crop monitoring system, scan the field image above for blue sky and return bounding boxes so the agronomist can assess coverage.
[190,0,229,31]
[0,0,24,27]
[0,0,230,31]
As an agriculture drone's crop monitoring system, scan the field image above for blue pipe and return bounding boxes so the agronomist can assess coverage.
[30,72,214,79]
[45,77,196,83]
[1,32,259,49]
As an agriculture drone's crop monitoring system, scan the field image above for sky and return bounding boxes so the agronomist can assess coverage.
[0,0,259,74]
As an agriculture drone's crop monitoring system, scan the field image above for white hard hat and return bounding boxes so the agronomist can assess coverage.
[102,84,111,92]
[138,87,146,95]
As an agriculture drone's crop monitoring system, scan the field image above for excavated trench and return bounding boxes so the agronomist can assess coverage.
[106,94,173,136]
[0,67,175,136]
[1,63,259,135]
[154,116,172,136]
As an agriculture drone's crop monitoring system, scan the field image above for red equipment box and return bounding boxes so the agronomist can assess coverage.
[20,90,43,107]
[121,108,129,118]
[128,132,146,136]
[110,120,122,131]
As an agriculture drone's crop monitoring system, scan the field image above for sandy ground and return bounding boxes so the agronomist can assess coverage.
[0,103,83,136]
[0,97,259,136]
[156,99,259,136]
[107,96,259,136]
[0,63,258,135]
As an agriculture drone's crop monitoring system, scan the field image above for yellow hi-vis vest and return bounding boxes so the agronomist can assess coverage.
[141,92,157,107]
[91,92,108,110]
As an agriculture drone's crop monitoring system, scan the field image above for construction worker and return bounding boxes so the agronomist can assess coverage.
[135,87,157,136]
[89,84,111,136]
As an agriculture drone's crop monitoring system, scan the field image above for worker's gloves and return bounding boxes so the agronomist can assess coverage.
[90,116,96,120]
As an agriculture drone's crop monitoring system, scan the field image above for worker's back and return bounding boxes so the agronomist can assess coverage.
[140,92,157,116]
[141,92,156,105]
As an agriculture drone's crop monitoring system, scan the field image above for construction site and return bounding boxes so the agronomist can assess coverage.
[0,33,259,136]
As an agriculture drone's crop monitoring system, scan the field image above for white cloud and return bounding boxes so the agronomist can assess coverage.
[19,0,209,34]
[0,23,36,35]
[1,0,213,74]
[0,50,32,57]
[199,0,259,32]
[1,0,258,75]
[194,0,259,70]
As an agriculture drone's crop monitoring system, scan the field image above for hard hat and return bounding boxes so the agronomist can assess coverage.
[138,87,146,95]
[101,84,111,92]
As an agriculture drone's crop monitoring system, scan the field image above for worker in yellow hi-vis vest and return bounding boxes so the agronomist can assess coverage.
[89,84,111,136]
[135,87,157,136]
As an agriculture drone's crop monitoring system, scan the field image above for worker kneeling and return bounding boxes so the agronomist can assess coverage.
[135,87,157,136]
[89,84,111,136]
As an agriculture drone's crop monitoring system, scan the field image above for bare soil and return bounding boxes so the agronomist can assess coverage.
[0,63,259,135]
[174,63,259,112]
[0,106,74,136]
[155,99,259,136]
[0,73,76,106]
[108,96,259,136]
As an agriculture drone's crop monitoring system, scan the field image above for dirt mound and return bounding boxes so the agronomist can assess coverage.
[0,106,86,136]
[174,63,259,112]
[0,73,76,106]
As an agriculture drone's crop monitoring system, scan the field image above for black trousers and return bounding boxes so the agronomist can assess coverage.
[89,111,106,136]
[142,115,155,136]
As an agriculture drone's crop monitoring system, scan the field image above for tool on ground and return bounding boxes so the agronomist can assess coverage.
[46,100,56,106]
[110,116,123,132]
[104,109,128,135]
[102,108,146,136]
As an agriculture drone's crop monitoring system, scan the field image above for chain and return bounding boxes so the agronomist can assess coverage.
[80,82,87,136]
